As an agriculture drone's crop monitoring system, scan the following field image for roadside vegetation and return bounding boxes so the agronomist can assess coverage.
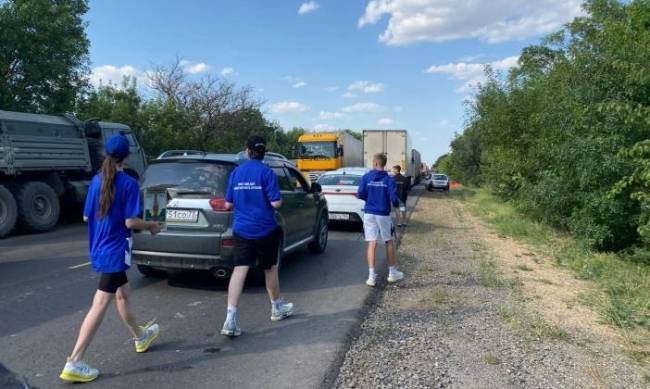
[455,188,650,361]
[436,0,650,264]
[434,0,650,341]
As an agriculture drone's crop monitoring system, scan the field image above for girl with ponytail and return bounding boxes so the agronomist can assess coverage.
[60,135,162,383]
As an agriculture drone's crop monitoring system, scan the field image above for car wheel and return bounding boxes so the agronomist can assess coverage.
[137,264,166,277]
[308,214,328,254]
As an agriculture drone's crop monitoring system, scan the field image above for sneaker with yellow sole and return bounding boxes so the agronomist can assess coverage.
[135,321,160,353]
[59,360,99,383]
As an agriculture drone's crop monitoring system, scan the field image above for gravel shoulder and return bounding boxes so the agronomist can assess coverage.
[334,191,650,389]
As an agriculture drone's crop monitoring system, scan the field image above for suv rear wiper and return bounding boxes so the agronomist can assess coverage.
[169,187,215,197]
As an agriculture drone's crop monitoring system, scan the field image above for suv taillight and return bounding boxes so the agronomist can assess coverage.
[209,198,228,212]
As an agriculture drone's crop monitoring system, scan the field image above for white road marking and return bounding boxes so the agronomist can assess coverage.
[69,261,91,270]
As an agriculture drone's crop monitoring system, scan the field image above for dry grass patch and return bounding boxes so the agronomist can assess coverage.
[482,353,502,365]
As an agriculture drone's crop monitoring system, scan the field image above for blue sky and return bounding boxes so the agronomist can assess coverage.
[85,0,584,164]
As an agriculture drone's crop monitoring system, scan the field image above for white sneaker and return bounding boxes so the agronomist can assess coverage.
[221,317,242,337]
[271,301,294,322]
[59,360,99,383]
[366,275,377,287]
[135,321,160,352]
[387,270,404,283]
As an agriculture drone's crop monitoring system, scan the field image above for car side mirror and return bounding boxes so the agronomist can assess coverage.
[311,182,322,193]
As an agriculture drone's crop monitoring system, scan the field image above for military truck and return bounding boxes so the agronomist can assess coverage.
[0,110,147,237]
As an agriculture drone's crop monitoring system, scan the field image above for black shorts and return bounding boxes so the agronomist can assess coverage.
[98,271,128,294]
[233,228,281,270]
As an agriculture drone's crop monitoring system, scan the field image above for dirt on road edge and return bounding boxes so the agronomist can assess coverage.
[332,191,649,389]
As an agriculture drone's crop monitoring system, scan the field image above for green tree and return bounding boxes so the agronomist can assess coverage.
[447,0,650,253]
[0,0,90,112]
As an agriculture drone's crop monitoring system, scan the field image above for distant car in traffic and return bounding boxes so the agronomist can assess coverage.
[428,174,450,192]
[317,167,368,224]
[132,151,329,281]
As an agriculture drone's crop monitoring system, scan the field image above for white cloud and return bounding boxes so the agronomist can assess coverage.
[342,92,357,98]
[325,85,340,92]
[184,62,211,74]
[314,123,336,131]
[377,117,394,125]
[318,111,344,120]
[358,0,583,46]
[342,102,383,113]
[269,101,311,113]
[348,80,384,94]
[221,67,235,76]
[458,54,486,62]
[298,1,320,15]
[89,65,147,88]
[282,75,307,88]
[425,55,519,92]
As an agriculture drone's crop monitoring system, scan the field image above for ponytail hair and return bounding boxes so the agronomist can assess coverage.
[98,155,123,218]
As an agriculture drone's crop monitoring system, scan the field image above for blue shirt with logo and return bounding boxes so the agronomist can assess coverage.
[225,159,281,239]
[357,170,400,216]
[84,172,141,273]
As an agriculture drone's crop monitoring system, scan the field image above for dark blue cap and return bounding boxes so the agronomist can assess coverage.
[105,134,130,159]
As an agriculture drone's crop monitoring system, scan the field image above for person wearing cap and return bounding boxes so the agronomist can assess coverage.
[220,135,294,337]
[60,135,161,383]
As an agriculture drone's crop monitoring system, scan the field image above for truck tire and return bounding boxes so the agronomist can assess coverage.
[0,185,18,238]
[15,181,60,233]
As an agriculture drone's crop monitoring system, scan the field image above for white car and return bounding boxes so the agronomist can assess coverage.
[318,168,369,223]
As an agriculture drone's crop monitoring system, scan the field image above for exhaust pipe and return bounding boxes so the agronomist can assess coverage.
[212,268,230,279]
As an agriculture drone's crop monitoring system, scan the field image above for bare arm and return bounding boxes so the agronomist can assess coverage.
[125,218,161,235]
[271,199,283,209]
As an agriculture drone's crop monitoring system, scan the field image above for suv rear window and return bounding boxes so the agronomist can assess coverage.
[142,161,234,196]
[318,175,362,186]
[433,175,448,180]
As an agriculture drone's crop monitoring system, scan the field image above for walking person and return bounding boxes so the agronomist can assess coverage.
[60,135,161,383]
[391,165,409,227]
[221,136,294,337]
[357,153,405,287]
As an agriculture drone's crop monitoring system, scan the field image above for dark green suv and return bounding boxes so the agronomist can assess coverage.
[132,151,329,279]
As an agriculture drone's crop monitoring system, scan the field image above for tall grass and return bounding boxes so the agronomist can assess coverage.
[454,188,650,331]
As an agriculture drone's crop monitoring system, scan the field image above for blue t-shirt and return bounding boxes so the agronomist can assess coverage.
[357,170,400,216]
[225,159,281,239]
[83,172,141,273]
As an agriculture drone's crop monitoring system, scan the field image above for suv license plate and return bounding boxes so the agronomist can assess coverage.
[166,209,199,223]
[330,213,350,221]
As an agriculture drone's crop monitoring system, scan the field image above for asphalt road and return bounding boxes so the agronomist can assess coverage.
[0,187,422,389]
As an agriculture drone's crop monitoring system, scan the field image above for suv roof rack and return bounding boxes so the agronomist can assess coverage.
[265,152,289,161]
[157,150,207,159]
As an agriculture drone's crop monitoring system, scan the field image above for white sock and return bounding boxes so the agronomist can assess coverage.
[271,299,281,310]
[389,266,398,275]
[226,306,237,321]
[368,268,376,278]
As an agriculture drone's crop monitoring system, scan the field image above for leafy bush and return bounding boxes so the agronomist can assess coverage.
[447,0,650,255]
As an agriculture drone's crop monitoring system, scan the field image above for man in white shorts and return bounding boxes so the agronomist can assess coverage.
[357,153,405,287]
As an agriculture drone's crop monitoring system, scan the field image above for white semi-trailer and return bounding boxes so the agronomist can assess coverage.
[362,129,420,186]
